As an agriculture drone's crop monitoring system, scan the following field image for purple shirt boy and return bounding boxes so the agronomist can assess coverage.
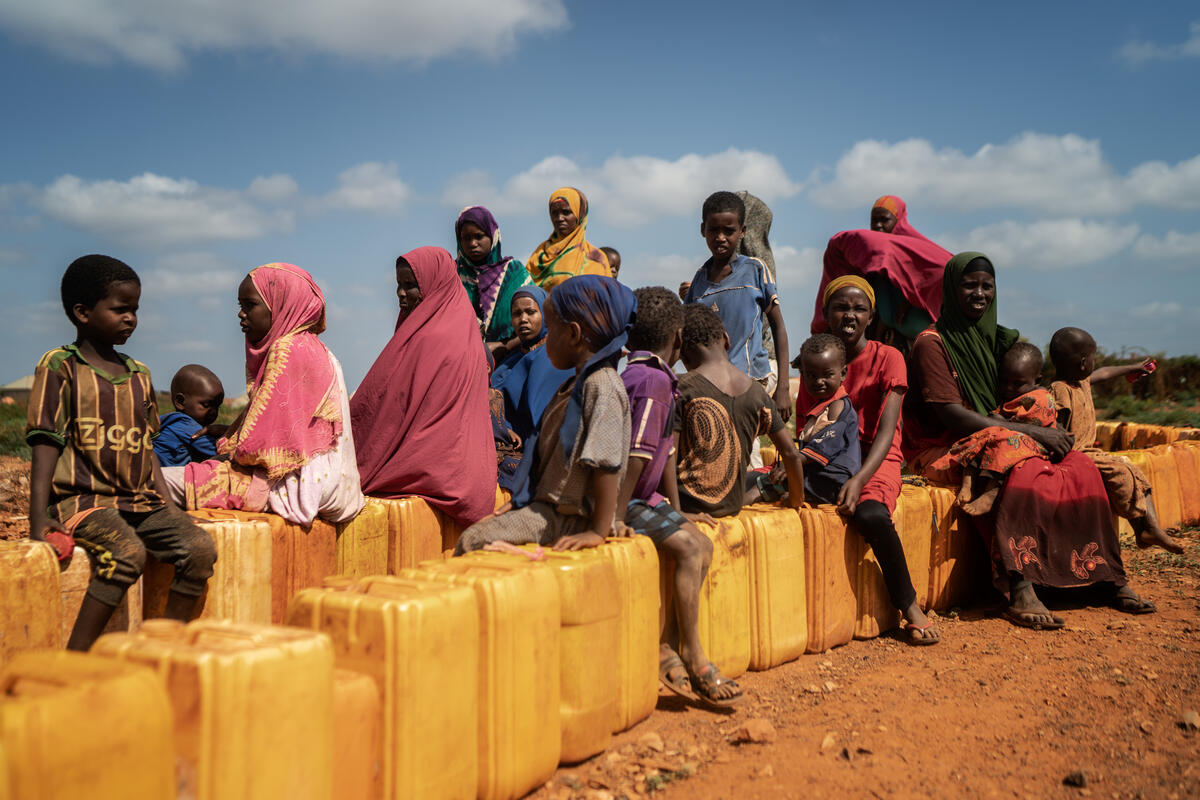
[621,351,678,506]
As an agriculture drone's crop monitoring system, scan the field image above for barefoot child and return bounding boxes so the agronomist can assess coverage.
[28,255,216,650]
[684,191,792,422]
[455,275,635,553]
[153,364,227,466]
[926,342,1059,515]
[617,287,742,707]
[675,303,804,517]
[1049,327,1183,554]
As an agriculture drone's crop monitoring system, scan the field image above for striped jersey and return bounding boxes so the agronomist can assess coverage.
[26,345,164,521]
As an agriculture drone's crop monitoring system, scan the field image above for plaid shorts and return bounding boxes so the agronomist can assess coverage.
[624,499,687,546]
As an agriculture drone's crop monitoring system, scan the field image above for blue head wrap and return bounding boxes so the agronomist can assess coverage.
[548,275,637,460]
[512,285,549,340]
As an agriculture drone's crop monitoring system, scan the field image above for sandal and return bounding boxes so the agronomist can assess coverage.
[1112,587,1156,615]
[686,661,744,708]
[1002,607,1065,631]
[904,620,940,646]
[658,652,697,701]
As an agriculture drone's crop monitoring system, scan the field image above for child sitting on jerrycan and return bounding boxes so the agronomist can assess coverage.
[455,275,635,553]
[615,287,743,708]
[27,255,216,651]
[1048,326,1182,554]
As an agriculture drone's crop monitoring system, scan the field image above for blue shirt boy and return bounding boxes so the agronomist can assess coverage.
[153,411,219,466]
[683,254,778,380]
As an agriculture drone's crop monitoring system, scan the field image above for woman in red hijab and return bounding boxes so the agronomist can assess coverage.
[351,246,497,527]
[812,195,951,350]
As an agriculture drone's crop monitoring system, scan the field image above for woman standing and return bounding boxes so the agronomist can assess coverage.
[527,186,611,289]
[455,206,532,358]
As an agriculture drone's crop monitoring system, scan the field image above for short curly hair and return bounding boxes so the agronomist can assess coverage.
[681,303,726,352]
[701,191,746,225]
[1003,341,1044,374]
[61,254,140,323]
[794,333,846,370]
[627,287,683,352]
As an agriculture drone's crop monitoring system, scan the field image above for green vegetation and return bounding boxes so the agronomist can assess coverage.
[0,403,30,459]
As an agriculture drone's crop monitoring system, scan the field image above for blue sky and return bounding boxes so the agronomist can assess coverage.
[1,1,1198,394]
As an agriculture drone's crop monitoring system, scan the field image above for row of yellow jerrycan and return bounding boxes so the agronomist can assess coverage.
[1109,442,1200,531]
[1093,420,1200,452]
[2,488,982,800]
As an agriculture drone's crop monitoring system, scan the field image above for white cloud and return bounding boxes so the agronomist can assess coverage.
[0,0,568,71]
[773,245,822,290]
[0,248,24,265]
[36,172,294,247]
[444,149,803,227]
[247,174,299,204]
[322,162,411,215]
[809,133,1200,215]
[141,252,242,296]
[1132,230,1200,263]
[937,219,1139,269]
[1119,21,1200,65]
[1130,301,1182,318]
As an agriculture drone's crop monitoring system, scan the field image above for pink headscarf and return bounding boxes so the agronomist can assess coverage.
[811,196,952,334]
[219,263,340,480]
[350,246,497,526]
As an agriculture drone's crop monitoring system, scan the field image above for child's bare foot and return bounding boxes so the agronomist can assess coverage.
[1002,583,1065,630]
[1134,522,1184,555]
[901,602,940,645]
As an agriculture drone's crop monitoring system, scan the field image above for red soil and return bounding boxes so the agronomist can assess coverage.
[533,529,1200,800]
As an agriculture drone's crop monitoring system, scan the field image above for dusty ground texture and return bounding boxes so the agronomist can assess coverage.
[534,528,1200,800]
[0,456,30,540]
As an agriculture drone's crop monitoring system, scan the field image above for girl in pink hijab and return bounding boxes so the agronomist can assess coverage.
[351,246,497,527]
[163,263,364,525]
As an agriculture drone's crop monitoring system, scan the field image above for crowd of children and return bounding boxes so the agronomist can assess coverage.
[26,187,1180,697]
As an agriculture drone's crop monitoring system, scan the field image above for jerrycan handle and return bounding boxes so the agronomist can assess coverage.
[185,623,267,648]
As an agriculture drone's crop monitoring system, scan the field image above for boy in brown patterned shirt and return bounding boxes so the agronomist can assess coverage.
[28,255,216,650]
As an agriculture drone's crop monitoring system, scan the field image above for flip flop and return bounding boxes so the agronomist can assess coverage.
[1002,607,1065,631]
[904,620,941,646]
[1112,589,1156,615]
[658,652,697,701]
[686,662,744,709]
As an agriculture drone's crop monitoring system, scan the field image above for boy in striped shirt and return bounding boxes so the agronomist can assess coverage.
[28,254,216,650]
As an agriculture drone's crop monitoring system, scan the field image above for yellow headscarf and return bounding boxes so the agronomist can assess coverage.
[526,187,611,289]
[822,275,876,309]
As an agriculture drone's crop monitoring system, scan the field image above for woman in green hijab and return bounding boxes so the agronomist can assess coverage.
[903,252,1155,630]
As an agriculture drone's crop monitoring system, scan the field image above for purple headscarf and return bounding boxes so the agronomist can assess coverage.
[455,206,511,324]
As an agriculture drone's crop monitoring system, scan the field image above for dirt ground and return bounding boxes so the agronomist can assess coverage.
[4,456,1198,798]
[535,529,1200,800]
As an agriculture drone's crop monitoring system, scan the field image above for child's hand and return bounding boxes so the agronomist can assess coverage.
[610,521,635,538]
[28,513,66,543]
[836,474,866,515]
[678,282,691,300]
[552,532,606,551]
[773,383,792,423]
[683,511,717,527]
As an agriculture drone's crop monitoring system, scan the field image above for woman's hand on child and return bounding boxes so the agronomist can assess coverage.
[553,532,606,551]
[836,475,866,515]
[1028,426,1074,462]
